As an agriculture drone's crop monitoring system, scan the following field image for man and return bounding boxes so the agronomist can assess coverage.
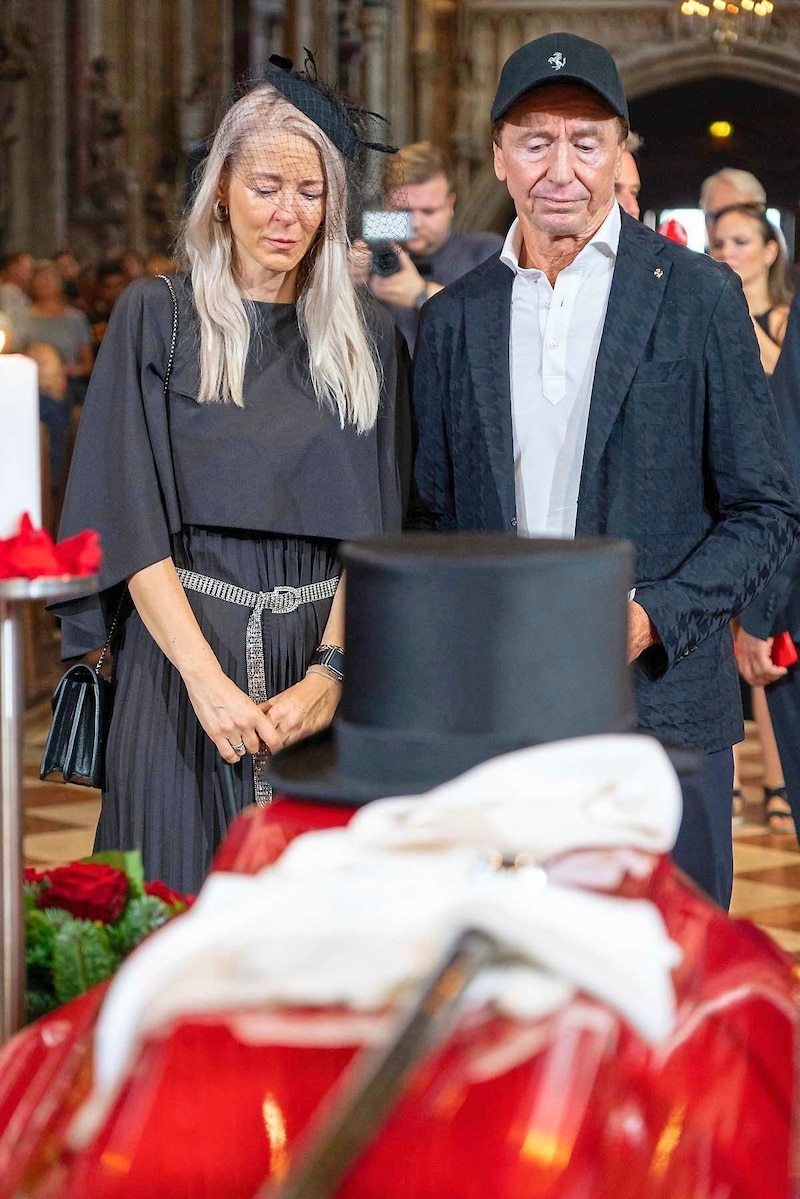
[410,32,800,907]
[700,168,766,244]
[0,250,33,351]
[369,142,502,350]
[615,131,642,219]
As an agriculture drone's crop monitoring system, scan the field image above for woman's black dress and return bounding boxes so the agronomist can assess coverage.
[55,276,410,891]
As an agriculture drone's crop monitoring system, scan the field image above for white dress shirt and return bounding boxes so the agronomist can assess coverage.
[501,203,621,538]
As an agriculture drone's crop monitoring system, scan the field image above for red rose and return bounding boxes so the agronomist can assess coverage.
[144,880,194,910]
[36,863,128,924]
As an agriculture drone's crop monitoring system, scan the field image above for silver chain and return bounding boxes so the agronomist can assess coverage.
[176,569,340,806]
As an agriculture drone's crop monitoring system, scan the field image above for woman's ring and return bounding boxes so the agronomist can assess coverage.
[231,740,247,755]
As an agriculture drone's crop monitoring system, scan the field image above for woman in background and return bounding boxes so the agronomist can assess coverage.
[26,261,93,407]
[712,203,795,833]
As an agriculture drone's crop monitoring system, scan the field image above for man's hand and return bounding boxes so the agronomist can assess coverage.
[369,248,427,308]
[735,627,787,687]
[627,600,658,663]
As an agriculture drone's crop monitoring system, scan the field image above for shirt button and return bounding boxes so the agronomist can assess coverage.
[547,340,558,350]
[543,300,551,309]
[511,517,517,528]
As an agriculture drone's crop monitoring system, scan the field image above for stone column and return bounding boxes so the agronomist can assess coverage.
[411,0,436,141]
[361,0,392,128]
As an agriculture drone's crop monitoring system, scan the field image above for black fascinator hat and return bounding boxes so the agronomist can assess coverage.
[208,50,404,243]
[261,51,397,161]
[268,534,635,805]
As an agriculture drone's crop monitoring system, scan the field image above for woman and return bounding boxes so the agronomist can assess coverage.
[712,204,795,833]
[25,261,93,407]
[711,204,792,375]
[55,64,410,890]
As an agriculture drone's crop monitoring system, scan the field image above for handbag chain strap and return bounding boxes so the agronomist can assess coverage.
[95,274,179,677]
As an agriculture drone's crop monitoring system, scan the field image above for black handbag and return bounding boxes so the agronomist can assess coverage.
[39,275,179,790]
[39,590,122,787]
[39,660,114,788]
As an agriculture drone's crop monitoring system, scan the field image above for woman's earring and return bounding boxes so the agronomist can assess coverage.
[213,199,229,223]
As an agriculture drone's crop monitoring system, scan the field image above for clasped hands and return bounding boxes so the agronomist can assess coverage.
[190,602,656,764]
[186,669,342,766]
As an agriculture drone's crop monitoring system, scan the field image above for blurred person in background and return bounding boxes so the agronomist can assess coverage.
[53,249,82,301]
[26,342,70,514]
[736,291,800,842]
[700,168,766,245]
[369,141,502,350]
[26,261,93,407]
[711,204,792,375]
[615,130,642,220]
[0,251,33,351]
[145,250,178,276]
[88,259,129,350]
[119,249,145,283]
[713,203,796,834]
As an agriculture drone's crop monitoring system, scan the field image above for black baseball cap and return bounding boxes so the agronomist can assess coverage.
[491,32,629,126]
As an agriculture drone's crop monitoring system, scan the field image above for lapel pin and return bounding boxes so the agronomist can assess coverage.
[654,268,664,279]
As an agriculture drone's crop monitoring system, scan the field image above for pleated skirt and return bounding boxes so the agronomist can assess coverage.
[96,527,339,892]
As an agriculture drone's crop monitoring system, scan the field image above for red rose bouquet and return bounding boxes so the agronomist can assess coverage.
[24,852,193,1022]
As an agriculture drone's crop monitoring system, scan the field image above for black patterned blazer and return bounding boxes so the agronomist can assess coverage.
[410,209,800,752]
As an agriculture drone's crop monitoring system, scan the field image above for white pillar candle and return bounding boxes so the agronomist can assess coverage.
[0,345,41,539]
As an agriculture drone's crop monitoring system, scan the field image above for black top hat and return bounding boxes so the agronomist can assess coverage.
[491,32,629,126]
[268,534,634,805]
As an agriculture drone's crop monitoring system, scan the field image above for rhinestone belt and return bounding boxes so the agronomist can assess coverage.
[176,567,340,807]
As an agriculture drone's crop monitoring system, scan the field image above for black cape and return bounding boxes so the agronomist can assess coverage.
[55,274,411,655]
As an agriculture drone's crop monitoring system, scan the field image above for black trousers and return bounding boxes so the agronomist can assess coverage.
[672,746,734,909]
[765,661,800,833]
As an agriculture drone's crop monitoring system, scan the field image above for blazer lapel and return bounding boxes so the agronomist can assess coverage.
[464,259,516,527]
[578,216,671,504]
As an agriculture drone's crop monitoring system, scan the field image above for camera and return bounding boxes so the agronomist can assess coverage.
[361,210,413,277]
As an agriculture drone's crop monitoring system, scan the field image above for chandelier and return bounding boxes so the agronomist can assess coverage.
[680,0,775,49]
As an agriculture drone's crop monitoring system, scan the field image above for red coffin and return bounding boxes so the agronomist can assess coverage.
[0,796,797,1199]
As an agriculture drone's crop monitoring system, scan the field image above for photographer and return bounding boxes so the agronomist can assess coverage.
[369,142,502,350]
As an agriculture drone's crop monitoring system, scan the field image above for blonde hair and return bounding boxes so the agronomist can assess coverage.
[178,83,381,433]
[700,168,766,211]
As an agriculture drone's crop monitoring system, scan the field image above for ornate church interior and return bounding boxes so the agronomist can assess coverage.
[2,1,800,1195]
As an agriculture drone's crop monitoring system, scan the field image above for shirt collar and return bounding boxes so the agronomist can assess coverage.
[500,202,622,277]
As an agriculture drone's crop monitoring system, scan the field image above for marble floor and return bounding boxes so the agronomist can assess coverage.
[22,691,800,953]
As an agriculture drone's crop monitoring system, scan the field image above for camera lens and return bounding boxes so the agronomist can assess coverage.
[371,246,401,277]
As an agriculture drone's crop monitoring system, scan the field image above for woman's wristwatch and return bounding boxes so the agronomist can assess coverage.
[307,643,345,685]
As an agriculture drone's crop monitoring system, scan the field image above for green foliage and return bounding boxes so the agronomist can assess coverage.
[24,850,179,1023]
[25,988,61,1022]
[25,908,65,972]
[106,895,171,956]
[51,920,119,1005]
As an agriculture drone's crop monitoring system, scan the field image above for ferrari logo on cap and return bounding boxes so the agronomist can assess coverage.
[548,52,566,71]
